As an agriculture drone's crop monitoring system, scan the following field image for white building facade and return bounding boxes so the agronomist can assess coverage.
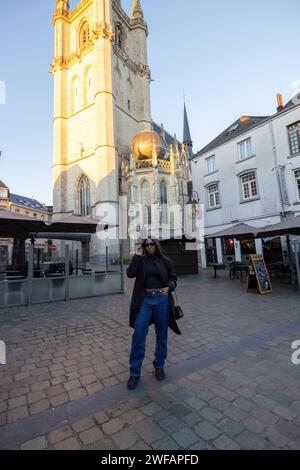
[191,96,300,268]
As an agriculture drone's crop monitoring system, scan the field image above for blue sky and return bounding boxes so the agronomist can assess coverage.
[0,0,299,205]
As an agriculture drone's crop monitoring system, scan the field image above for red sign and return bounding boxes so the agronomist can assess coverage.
[51,245,57,252]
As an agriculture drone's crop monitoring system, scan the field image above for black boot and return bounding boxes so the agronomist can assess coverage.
[155,368,165,381]
[127,375,140,390]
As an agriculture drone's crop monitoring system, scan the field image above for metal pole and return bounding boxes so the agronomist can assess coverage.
[76,249,78,276]
[269,118,285,214]
[286,234,294,285]
[294,248,300,291]
[27,244,34,305]
[106,246,109,273]
[65,244,70,301]
[120,241,124,293]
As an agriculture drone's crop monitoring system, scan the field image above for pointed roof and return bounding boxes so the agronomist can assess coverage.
[195,115,269,157]
[183,103,192,145]
[0,180,9,189]
[153,122,182,149]
[193,96,300,159]
[131,0,144,19]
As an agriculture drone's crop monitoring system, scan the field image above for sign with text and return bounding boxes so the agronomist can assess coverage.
[247,254,272,295]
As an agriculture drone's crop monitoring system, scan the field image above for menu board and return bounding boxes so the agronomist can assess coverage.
[247,255,272,295]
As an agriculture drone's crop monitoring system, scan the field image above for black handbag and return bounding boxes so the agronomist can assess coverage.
[173,291,184,320]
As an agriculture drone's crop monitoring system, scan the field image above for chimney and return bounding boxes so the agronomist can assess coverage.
[276,93,284,112]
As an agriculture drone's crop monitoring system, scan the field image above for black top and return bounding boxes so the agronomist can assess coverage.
[126,254,181,335]
[144,255,168,289]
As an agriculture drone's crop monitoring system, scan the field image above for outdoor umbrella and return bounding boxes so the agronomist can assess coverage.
[205,223,261,240]
[257,214,300,237]
[0,209,46,237]
[44,214,113,234]
[28,233,92,242]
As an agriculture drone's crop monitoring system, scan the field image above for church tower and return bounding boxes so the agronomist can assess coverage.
[52,0,152,259]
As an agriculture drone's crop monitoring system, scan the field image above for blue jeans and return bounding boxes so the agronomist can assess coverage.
[129,291,170,377]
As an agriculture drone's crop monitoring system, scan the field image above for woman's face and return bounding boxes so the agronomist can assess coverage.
[144,238,156,256]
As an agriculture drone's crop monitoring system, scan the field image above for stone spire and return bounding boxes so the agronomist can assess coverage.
[56,0,69,9]
[54,0,69,16]
[131,0,144,19]
[183,102,193,159]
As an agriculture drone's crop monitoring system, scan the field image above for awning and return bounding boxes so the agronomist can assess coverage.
[47,214,112,234]
[205,223,261,240]
[258,214,300,237]
[0,210,116,239]
[0,209,45,237]
[29,232,92,242]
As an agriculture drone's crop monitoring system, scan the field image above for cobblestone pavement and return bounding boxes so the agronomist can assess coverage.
[0,270,300,450]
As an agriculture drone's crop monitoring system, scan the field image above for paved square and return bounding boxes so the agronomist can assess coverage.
[0,270,300,450]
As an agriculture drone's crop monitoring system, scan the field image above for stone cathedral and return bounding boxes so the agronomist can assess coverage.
[52,0,195,269]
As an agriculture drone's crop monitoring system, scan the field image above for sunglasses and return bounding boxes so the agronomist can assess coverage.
[145,243,155,248]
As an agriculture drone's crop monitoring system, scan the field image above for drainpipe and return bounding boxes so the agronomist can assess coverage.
[269,97,293,273]
[269,116,285,217]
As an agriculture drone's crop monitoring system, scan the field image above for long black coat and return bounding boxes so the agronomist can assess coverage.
[127,254,181,335]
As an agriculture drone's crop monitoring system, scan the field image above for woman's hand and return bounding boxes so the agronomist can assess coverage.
[136,244,144,256]
[162,287,169,295]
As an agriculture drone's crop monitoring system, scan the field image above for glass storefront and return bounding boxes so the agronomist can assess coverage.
[205,238,217,264]
[263,237,283,264]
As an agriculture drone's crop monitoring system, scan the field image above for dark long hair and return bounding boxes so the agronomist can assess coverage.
[141,237,164,258]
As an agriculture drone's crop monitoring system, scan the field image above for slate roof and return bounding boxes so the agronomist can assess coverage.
[193,97,300,159]
[153,122,182,149]
[10,193,46,212]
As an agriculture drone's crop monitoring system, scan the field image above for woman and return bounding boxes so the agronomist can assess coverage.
[126,237,181,390]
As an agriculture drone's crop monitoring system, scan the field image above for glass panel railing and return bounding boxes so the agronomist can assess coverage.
[0,279,28,307]
[0,242,124,307]
[32,277,66,303]
[69,272,122,300]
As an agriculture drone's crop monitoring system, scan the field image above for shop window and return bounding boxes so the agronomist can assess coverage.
[223,237,235,256]
[263,237,283,264]
[205,238,217,264]
[240,239,256,255]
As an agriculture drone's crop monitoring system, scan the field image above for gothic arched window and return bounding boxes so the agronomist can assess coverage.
[115,25,124,50]
[79,21,89,50]
[83,66,93,106]
[141,180,151,225]
[71,75,79,114]
[160,180,168,224]
[79,176,91,216]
